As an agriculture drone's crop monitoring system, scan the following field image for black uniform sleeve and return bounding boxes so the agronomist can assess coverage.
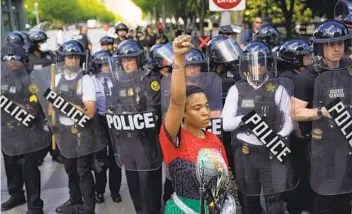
[293,69,314,102]
[144,74,161,113]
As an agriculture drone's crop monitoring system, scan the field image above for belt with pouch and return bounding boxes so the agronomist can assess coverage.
[237,139,271,157]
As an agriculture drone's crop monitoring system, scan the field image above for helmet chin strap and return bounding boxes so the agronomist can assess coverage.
[247,75,269,89]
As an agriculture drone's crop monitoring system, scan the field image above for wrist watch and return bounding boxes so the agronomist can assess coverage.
[317,106,323,118]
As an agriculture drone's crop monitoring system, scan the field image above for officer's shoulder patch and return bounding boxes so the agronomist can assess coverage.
[29,84,39,94]
[150,80,160,92]
[29,94,38,103]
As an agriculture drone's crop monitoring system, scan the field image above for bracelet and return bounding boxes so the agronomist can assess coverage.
[172,59,180,69]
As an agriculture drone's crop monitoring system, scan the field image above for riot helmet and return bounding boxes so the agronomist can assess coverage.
[57,40,87,72]
[150,44,164,59]
[277,39,313,69]
[334,0,352,27]
[151,43,174,76]
[111,40,147,81]
[311,20,352,70]
[99,36,115,53]
[219,25,243,39]
[253,25,280,49]
[1,43,28,71]
[207,36,241,73]
[240,41,277,87]
[5,32,25,47]
[115,23,128,38]
[29,30,49,52]
[184,48,207,83]
[91,50,112,74]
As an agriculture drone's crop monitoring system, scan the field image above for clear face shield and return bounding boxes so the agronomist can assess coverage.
[213,38,242,63]
[240,52,277,87]
[109,55,148,82]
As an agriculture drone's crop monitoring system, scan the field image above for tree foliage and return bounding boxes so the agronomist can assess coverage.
[24,0,118,25]
[133,0,341,37]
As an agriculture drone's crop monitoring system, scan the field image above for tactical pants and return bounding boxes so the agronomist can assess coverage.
[125,167,162,214]
[234,141,287,214]
[94,144,122,196]
[2,150,44,214]
[286,135,313,214]
[313,193,351,214]
[63,154,95,211]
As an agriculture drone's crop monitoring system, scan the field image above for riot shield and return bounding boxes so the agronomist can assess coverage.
[311,69,352,195]
[231,77,298,196]
[161,72,223,137]
[105,68,162,171]
[1,61,51,156]
[29,62,108,158]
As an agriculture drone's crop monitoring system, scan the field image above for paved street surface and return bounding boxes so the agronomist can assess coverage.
[1,154,136,214]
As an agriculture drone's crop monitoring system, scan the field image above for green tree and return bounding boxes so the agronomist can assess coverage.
[24,0,118,25]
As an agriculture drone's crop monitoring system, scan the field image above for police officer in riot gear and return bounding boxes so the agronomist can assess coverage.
[27,30,63,164]
[1,43,51,214]
[42,40,107,213]
[277,39,314,214]
[27,30,55,72]
[90,50,122,203]
[150,43,173,79]
[183,48,222,117]
[291,20,352,214]
[109,39,162,214]
[223,41,297,214]
[207,34,242,202]
[253,24,281,52]
[150,43,175,205]
[277,39,313,79]
[114,23,129,47]
[99,36,115,54]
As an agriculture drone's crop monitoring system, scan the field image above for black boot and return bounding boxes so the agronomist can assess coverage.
[95,193,104,204]
[111,193,122,203]
[1,196,26,211]
[55,198,83,213]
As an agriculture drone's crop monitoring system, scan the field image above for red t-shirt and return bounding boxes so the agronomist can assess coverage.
[159,122,228,199]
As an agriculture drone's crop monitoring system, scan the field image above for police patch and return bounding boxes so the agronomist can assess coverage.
[29,94,38,103]
[150,80,160,92]
[265,83,275,92]
[29,84,39,94]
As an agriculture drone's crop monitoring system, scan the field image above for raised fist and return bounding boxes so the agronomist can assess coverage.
[172,35,192,56]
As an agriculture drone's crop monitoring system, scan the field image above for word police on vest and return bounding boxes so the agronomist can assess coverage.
[1,95,35,128]
[326,98,352,146]
[242,110,291,162]
[43,88,91,128]
[106,112,155,130]
[205,118,222,136]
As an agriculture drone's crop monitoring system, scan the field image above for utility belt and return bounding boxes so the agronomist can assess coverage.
[236,139,271,157]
